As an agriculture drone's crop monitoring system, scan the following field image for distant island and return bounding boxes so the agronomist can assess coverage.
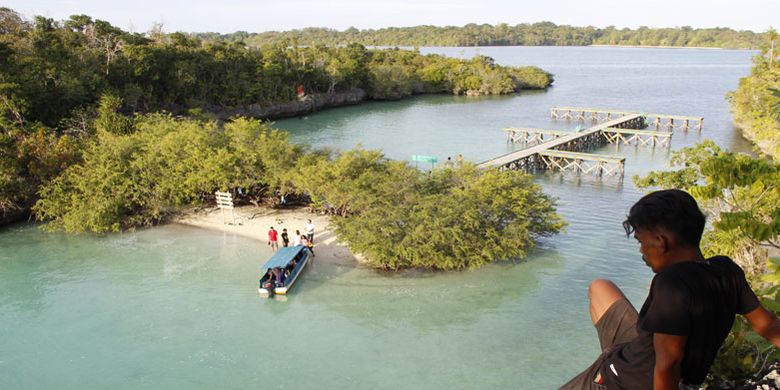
[194,23,765,50]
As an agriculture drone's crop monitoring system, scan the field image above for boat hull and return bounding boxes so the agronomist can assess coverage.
[257,245,311,297]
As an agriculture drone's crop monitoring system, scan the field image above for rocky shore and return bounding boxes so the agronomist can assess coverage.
[211,89,368,121]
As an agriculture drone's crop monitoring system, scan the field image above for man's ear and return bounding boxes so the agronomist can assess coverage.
[657,232,670,253]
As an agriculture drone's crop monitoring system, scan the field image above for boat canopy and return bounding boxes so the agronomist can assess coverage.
[260,245,305,273]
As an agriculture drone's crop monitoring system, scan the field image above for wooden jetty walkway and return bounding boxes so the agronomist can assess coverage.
[505,127,673,147]
[504,127,570,144]
[602,128,673,147]
[550,107,703,131]
[480,114,643,175]
[480,107,702,177]
[538,150,626,177]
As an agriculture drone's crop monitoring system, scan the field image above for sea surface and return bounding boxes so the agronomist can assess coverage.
[0,46,756,389]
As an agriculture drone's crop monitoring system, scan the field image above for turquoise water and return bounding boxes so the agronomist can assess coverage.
[1,47,756,389]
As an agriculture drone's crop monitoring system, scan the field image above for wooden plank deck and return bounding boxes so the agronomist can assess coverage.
[478,114,641,169]
[503,127,572,136]
[602,127,673,147]
[503,127,572,144]
[538,149,625,162]
[603,127,673,136]
[551,107,701,121]
[538,150,626,176]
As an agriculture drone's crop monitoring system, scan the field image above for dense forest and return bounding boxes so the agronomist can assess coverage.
[196,23,765,49]
[0,8,552,128]
[729,30,780,159]
[0,8,562,269]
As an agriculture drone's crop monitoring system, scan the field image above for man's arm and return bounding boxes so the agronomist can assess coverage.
[744,305,780,346]
[653,333,687,390]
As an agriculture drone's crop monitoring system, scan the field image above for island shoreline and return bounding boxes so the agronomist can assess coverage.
[174,205,363,267]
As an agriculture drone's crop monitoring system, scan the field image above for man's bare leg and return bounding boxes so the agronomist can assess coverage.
[588,279,626,325]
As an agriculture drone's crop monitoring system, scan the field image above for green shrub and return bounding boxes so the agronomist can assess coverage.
[33,114,297,232]
[297,151,566,270]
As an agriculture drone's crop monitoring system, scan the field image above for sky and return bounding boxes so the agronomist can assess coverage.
[6,0,777,34]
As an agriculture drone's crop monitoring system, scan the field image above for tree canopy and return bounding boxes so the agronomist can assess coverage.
[196,23,765,50]
[33,113,565,270]
[729,29,780,160]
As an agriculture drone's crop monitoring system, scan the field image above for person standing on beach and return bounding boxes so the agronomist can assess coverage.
[305,219,315,243]
[456,153,463,167]
[559,189,780,390]
[301,234,314,258]
[281,228,290,247]
[444,156,454,168]
[267,227,279,251]
[293,230,302,246]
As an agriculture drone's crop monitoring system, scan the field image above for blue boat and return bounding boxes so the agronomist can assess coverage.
[258,245,311,296]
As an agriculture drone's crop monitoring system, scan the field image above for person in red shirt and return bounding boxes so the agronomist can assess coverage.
[267,227,279,251]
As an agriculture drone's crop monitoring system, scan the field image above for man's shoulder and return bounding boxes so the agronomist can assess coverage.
[653,255,746,294]
[706,255,739,268]
[659,256,740,276]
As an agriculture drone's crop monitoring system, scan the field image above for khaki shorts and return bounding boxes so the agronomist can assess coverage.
[558,298,639,390]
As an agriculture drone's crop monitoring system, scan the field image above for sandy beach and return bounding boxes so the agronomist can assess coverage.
[175,205,360,266]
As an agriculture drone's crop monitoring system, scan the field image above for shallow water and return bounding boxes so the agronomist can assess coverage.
[0,46,756,389]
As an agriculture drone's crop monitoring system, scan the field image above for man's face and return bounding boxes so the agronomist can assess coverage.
[634,228,664,273]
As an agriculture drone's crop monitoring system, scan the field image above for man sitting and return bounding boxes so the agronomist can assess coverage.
[560,189,780,389]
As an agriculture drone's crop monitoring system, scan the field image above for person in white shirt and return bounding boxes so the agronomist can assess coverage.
[293,230,302,246]
[305,219,315,243]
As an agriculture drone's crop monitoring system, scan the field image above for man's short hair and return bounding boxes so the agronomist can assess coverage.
[622,189,706,247]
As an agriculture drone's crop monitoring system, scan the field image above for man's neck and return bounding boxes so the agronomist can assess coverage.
[665,247,705,267]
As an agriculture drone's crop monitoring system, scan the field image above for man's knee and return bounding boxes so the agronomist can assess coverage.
[589,279,626,308]
[588,279,620,300]
[588,279,625,325]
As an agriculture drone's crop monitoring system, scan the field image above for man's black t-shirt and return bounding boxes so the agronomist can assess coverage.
[602,256,760,388]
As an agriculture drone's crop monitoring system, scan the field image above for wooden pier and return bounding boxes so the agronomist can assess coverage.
[538,150,625,177]
[550,107,703,131]
[481,106,702,177]
[479,114,642,173]
[504,127,569,144]
[602,128,673,147]
[506,126,673,148]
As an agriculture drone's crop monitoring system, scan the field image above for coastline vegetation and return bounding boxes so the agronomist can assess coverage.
[198,23,765,50]
[707,32,780,380]
[32,111,565,270]
[635,141,780,383]
[298,150,565,269]
[0,7,553,232]
[729,29,780,160]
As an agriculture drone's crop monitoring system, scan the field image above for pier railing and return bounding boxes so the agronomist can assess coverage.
[549,107,703,131]
[480,107,702,177]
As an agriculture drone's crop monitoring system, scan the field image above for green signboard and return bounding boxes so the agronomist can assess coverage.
[411,154,438,170]
[411,155,438,163]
